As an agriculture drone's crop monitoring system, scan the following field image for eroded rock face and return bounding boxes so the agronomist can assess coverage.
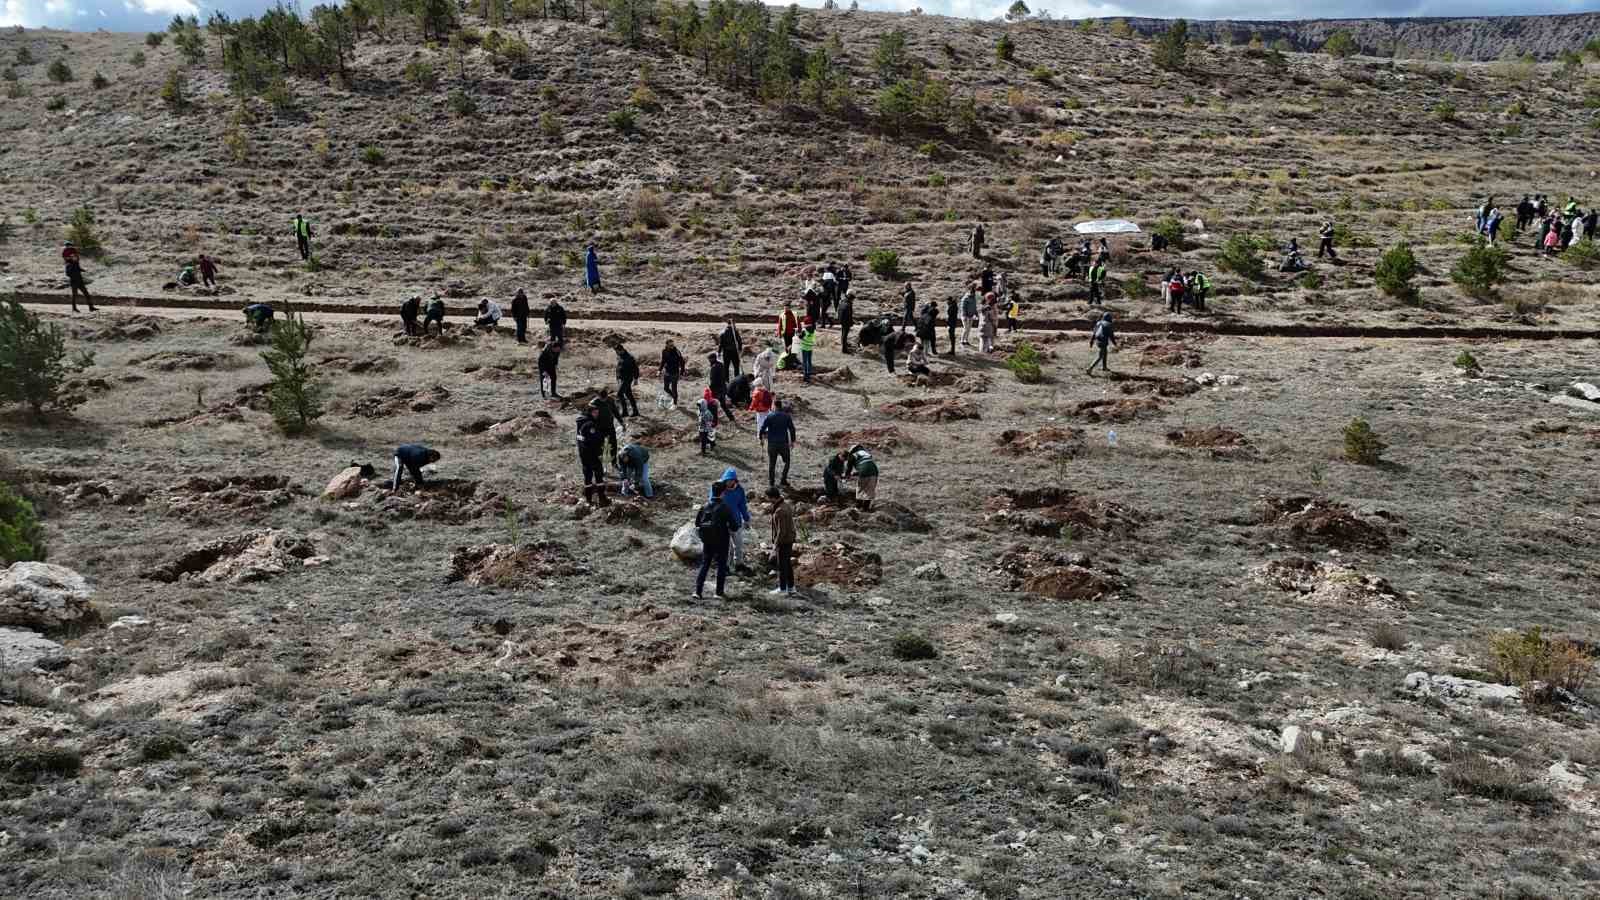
[0,562,96,631]
[0,627,66,671]
[1116,14,1600,62]
[143,530,318,584]
[1403,671,1522,705]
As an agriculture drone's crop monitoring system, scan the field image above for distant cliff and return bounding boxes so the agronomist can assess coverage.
[1096,13,1600,61]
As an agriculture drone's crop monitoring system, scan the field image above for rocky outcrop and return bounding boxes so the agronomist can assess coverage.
[0,562,96,631]
[1103,13,1600,61]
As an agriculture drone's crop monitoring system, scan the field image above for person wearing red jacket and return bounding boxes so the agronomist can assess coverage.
[776,301,800,354]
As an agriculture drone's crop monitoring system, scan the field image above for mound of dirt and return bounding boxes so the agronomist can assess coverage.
[1167,427,1257,458]
[1259,496,1393,550]
[1253,558,1405,609]
[470,363,533,383]
[878,397,981,422]
[391,330,477,349]
[814,366,857,385]
[995,427,1086,457]
[71,316,162,342]
[161,475,300,520]
[370,479,506,524]
[143,529,319,584]
[130,350,235,372]
[995,545,1127,601]
[1113,373,1201,397]
[1072,397,1164,423]
[59,375,114,407]
[799,499,932,534]
[45,478,146,508]
[822,425,910,451]
[985,487,1146,538]
[351,384,452,418]
[795,542,883,589]
[631,420,693,450]
[448,541,587,588]
[1138,342,1204,368]
[897,371,991,393]
[318,355,399,374]
[141,402,249,429]
[459,412,557,444]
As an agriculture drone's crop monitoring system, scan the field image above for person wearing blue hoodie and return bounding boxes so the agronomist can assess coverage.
[710,468,752,571]
[585,243,601,292]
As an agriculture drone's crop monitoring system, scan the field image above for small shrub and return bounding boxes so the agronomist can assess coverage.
[0,297,70,417]
[45,96,65,111]
[1217,233,1263,279]
[263,78,296,112]
[141,733,189,761]
[539,111,562,138]
[0,483,46,563]
[2,744,81,783]
[130,51,146,68]
[1341,417,1385,465]
[1323,31,1357,58]
[1562,238,1600,269]
[46,59,73,83]
[866,248,901,278]
[1004,342,1044,383]
[66,206,102,257]
[1297,271,1322,290]
[15,46,34,65]
[145,32,165,48]
[360,145,385,166]
[1432,101,1456,122]
[890,633,937,661]
[1151,215,1185,249]
[1030,65,1053,83]
[1369,623,1406,651]
[628,83,659,111]
[91,71,108,90]
[1374,242,1419,302]
[1440,751,1555,807]
[1486,627,1594,704]
[159,68,186,110]
[404,60,438,88]
[608,105,638,133]
[995,33,1015,63]
[1451,239,1508,299]
[1152,20,1188,72]
[261,304,325,435]
[1452,349,1481,373]
[448,89,478,117]
[631,189,668,229]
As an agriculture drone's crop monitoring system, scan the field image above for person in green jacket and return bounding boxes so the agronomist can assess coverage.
[798,321,817,384]
[1188,271,1210,311]
[293,214,312,260]
[1088,262,1107,307]
[844,444,879,511]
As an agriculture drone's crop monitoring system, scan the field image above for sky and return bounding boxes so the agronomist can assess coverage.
[2,0,1596,35]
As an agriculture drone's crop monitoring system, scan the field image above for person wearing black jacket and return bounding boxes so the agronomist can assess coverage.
[726,373,754,409]
[538,341,562,400]
[917,302,937,349]
[693,482,735,600]
[660,339,685,405]
[901,283,917,333]
[544,298,567,345]
[838,293,854,352]
[592,389,621,458]
[944,295,958,356]
[614,343,640,417]
[719,318,743,377]
[391,444,441,491]
[708,353,737,423]
[510,289,531,343]
[575,403,610,507]
[399,296,421,336]
[758,399,797,489]
[880,327,899,374]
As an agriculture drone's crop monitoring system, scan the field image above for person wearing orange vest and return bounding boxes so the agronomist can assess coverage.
[776,301,800,354]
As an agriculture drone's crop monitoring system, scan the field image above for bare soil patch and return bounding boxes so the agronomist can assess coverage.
[878,397,981,422]
[142,529,319,584]
[350,384,453,418]
[1072,397,1164,422]
[985,487,1147,538]
[161,474,301,521]
[794,541,883,589]
[129,350,236,372]
[1258,496,1394,550]
[1252,558,1406,609]
[995,545,1128,601]
[1166,427,1258,458]
[447,542,588,588]
[1137,341,1205,368]
[458,412,557,444]
[367,479,507,524]
[822,425,911,451]
[995,426,1087,457]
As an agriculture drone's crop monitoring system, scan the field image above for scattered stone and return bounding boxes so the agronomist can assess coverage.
[459,412,557,444]
[670,522,702,561]
[1402,671,1521,705]
[1280,725,1305,755]
[1195,372,1217,386]
[318,355,399,374]
[994,612,1020,625]
[108,615,151,631]
[143,529,318,584]
[1258,496,1393,550]
[814,365,856,385]
[913,562,946,581]
[1548,394,1600,415]
[162,474,299,520]
[994,427,1086,457]
[368,479,506,524]
[323,466,367,500]
[1253,558,1405,609]
[0,562,96,631]
[1568,382,1600,402]
[447,542,587,588]
[0,627,65,672]
[1217,375,1242,386]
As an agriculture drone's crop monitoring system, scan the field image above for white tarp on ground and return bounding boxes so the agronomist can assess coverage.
[1073,219,1142,235]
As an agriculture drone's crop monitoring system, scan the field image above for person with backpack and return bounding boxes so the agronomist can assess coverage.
[390,444,441,492]
[960,284,979,348]
[62,242,95,312]
[837,292,855,353]
[400,295,421,336]
[798,321,817,384]
[584,243,601,292]
[1318,221,1338,260]
[750,384,774,440]
[759,399,797,489]
[1166,271,1187,313]
[1516,195,1534,232]
[538,340,562,400]
[692,482,736,600]
[544,297,567,345]
[767,488,797,596]
[844,444,879,512]
[718,317,744,377]
[616,443,653,498]
[423,296,446,334]
[199,254,219,288]
[711,468,752,571]
[708,353,737,424]
[293,214,312,260]
[614,343,640,418]
[944,295,959,356]
[660,339,685,406]
[510,288,530,343]
[1087,312,1117,376]
[576,401,610,507]
[776,301,801,354]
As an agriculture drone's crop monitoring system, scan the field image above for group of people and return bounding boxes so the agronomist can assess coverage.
[1159,269,1211,313]
[1479,195,1597,253]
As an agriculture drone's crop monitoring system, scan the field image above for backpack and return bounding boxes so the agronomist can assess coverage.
[695,501,720,543]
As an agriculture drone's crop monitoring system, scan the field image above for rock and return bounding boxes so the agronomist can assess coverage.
[1280,725,1304,755]
[0,562,96,631]
[913,562,946,581]
[1548,394,1600,415]
[143,530,318,584]
[1403,671,1521,705]
[670,522,702,561]
[322,466,366,500]
[0,627,65,672]
[994,612,1020,625]
[1217,374,1242,386]
[865,595,893,608]
[1196,372,1217,386]
[1568,382,1600,402]
[1547,761,1588,791]
[108,615,151,633]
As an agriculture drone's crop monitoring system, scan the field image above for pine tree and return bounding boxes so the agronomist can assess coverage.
[261,304,325,435]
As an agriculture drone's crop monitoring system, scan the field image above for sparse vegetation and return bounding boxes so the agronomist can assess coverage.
[1217,233,1263,279]
[1342,417,1386,465]
[608,105,638,133]
[46,59,73,83]
[360,145,386,166]
[448,89,478,117]
[1151,215,1185,249]
[159,67,187,110]
[66,206,102,258]
[1451,239,1508,298]
[995,33,1015,63]
[539,111,563,138]
[631,189,669,229]
[1152,20,1189,72]
[1004,342,1044,383]
[866,248,901,278]
[1452,349,1481,373]
[0,296,71,416]
[91,71,109,90]
[890,633,937,661]
[0,482,46,563]
[1323,31,1357,59]
[261,304,325,435]
[1486,627,1594,704]
[1374,242,1420,302]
